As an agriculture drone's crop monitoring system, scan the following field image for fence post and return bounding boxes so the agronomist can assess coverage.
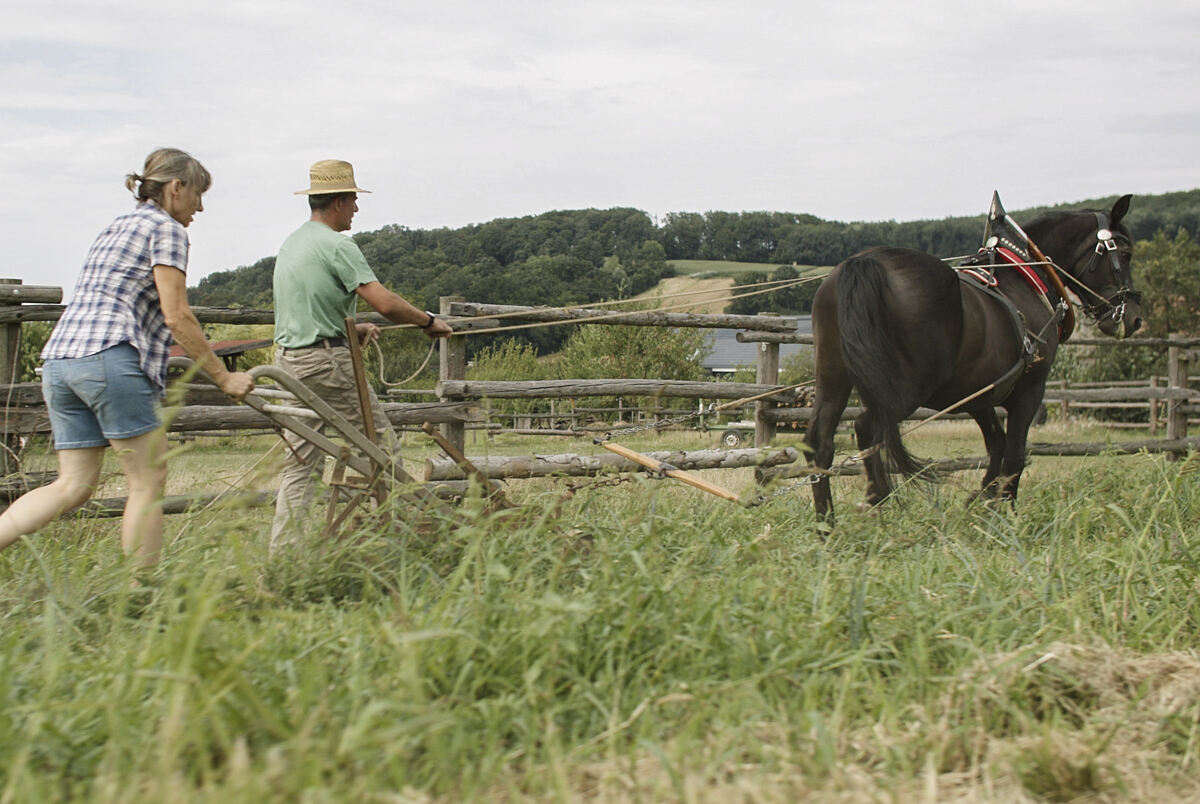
[754,314,780,448]
[0,279,23,475]
[1149,375,1160,436]
[439,295,467,456]
[1167,333,1190,461]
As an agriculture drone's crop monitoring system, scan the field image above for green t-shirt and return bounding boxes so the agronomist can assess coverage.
[273,221,379,348]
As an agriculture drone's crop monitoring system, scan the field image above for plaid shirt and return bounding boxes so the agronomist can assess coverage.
[42,202,188,391]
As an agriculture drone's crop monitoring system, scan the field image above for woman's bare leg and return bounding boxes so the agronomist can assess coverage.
[109,429,168,568]
[0,447,105,550]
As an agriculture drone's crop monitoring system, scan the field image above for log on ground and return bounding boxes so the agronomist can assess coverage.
[425,446,799,481]
[437,379,798,403]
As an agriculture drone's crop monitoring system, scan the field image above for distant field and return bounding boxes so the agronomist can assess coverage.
[644,261,828,314]
[631,276,734,314]
[667,259,828,278]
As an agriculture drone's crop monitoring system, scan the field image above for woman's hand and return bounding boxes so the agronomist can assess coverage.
[217,371,255,401]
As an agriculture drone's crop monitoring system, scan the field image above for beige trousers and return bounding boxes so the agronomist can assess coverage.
[269,345,397,551]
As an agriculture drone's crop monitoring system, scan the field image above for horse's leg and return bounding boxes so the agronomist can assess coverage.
[968,407,1006,501]
[998,387,1045,501]
[803,379,851,522]
[853,409,893,507]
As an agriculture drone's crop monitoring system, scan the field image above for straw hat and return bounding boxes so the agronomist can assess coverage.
[294,159,372,195]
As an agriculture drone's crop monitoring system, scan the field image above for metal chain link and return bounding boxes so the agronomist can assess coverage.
[600,404,716,441]
[745,450,869,506]
[563,473,635,494]
[745,475,822,506]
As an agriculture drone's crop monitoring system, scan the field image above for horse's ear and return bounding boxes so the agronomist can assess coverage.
[1110,194,1132,225]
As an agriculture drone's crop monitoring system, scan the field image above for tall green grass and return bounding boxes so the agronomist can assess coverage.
[2,439,1199,801]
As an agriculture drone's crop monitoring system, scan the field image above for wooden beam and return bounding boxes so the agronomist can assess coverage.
[436,379,798,402]
[757,438,1200,482]
[0,285,62,304]
[596,441,743,502]
[0,401,489,435]
[448,302,800,332]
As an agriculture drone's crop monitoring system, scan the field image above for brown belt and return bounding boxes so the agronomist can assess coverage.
[281,336,347,352]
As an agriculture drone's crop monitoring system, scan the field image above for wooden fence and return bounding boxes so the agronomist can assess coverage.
[3,280,1199,506]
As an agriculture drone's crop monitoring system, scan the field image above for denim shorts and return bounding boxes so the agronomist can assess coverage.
[42,343,162,449]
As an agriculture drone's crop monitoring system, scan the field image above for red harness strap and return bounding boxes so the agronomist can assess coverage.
[995,247,1048,295]
[958,266,998,287]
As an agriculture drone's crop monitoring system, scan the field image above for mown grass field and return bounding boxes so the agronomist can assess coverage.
[667,259,828,279]
[3,420,1199,802]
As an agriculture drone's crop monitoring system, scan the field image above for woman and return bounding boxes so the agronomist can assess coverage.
[0,148,255,568]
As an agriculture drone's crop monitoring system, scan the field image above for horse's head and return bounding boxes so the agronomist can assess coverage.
[1031,195,1142,338]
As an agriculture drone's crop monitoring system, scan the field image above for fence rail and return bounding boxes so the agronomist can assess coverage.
[1,283,1196,497]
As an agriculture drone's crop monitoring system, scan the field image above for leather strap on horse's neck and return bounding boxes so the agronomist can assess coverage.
[1024,239,1076,342]
[955,273,1034,404]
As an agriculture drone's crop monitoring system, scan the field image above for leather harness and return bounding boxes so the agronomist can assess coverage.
[955,247,1067,404]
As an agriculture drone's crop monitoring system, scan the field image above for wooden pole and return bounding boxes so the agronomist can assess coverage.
[343,317,377,443]
[437,378,797,402]
[1167,334,1191,461]
[446,301,800,332]
[0,279,25,475]
[439,296,467,456]
[595,439,743,503]
[1149,375,1160,436]
[755,314,780,449]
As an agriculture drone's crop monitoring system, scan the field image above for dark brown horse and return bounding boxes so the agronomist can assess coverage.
[803,195,1141,520]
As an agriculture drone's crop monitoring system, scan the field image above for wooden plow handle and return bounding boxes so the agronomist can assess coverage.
[595,439,744,504]
[344,317,378,444]
[243,364,449,512]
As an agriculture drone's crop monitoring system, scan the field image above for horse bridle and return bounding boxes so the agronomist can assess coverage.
[1058,212,1140,325]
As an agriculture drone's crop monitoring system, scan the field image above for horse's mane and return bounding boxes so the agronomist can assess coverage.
[1026,206,1127,232]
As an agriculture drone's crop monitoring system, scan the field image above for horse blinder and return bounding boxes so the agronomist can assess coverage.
[1076,215,1138,324]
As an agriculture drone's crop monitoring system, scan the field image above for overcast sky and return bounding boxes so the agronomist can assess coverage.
[3,0,1197,298]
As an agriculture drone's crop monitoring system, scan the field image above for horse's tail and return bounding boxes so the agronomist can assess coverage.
[835,254,925,477]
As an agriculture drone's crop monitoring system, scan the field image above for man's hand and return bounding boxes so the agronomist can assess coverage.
[355,322,381,346]
[423,318,453,338]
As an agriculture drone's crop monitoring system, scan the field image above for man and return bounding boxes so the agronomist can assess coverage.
[270,159,452,549]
